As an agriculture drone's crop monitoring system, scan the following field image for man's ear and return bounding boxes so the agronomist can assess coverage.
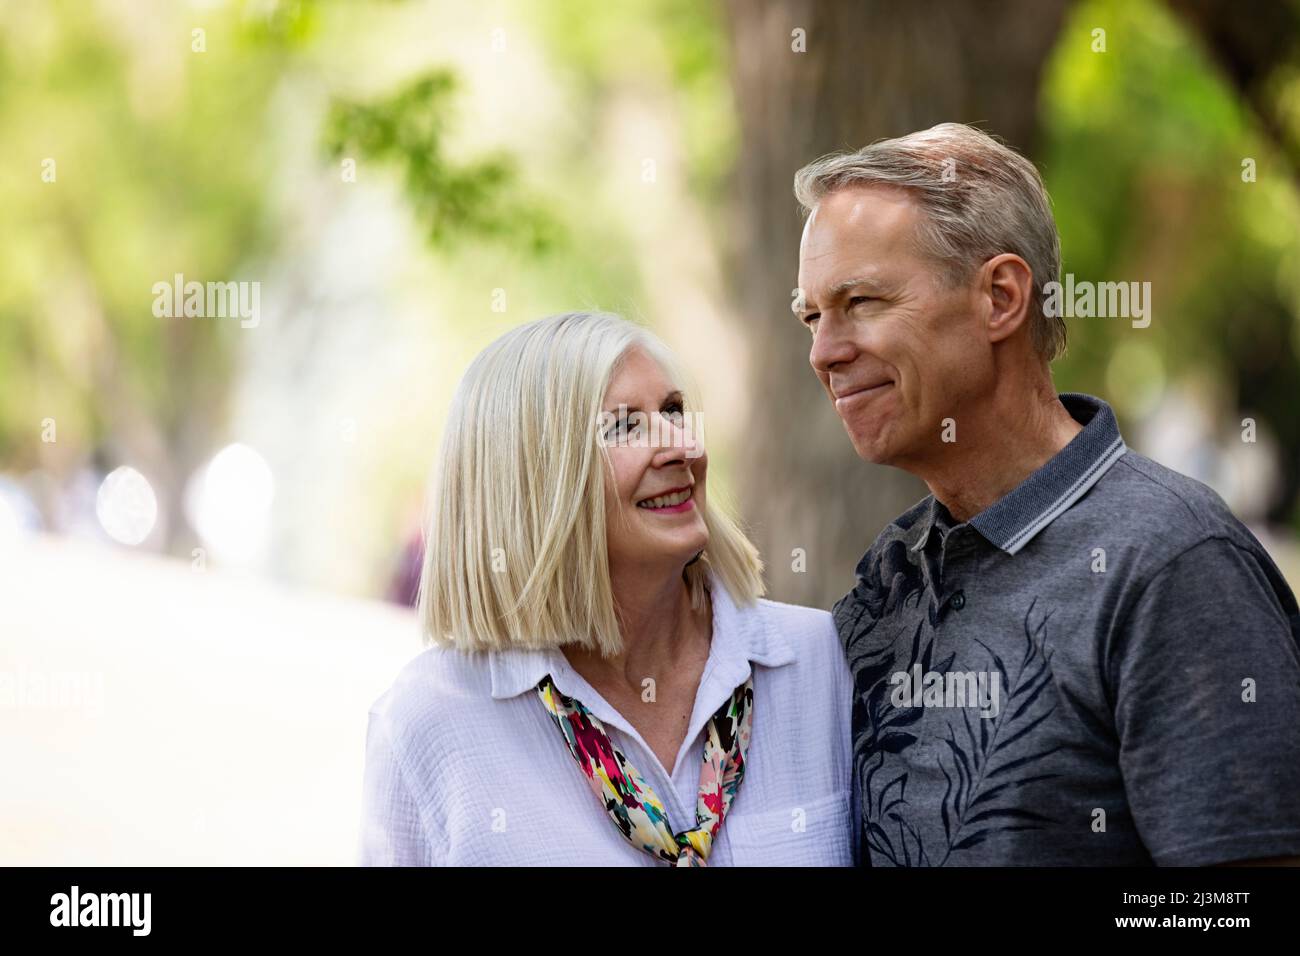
[983,253,1034,344]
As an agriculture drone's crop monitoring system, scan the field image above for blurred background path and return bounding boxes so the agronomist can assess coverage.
[0,533,419,865]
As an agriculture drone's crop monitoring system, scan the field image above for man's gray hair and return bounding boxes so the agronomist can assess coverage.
[793,123,1065,362]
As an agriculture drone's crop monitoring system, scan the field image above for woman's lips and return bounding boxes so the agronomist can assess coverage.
[834,381,893,413]
[635,486,695,513]
[644,498,694,514]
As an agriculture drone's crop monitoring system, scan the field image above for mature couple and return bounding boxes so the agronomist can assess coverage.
[359,124,1300,866]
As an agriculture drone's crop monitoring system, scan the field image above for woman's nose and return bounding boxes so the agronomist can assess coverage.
[650,412,703,463]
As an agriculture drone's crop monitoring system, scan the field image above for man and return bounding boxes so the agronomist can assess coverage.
[794,123,1300,866]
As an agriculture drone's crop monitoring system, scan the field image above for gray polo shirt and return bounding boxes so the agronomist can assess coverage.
[834,392,1300,866]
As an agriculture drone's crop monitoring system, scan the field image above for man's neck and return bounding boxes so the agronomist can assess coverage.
[918,385,1083,523]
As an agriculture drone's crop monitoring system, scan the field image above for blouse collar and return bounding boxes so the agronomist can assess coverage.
[487,571,795,703]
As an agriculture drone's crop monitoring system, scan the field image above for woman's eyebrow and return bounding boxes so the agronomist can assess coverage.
[604,390,683,415]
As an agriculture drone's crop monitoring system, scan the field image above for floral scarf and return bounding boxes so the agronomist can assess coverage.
[536,673,754,867]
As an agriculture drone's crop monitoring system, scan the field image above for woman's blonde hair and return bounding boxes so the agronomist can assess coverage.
[417,311,764,656]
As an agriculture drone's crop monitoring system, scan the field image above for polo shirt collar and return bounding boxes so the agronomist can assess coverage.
[911,392,1127,556]
[487,571,794,701]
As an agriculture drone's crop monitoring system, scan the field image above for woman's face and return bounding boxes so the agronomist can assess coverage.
[600,347,709,576]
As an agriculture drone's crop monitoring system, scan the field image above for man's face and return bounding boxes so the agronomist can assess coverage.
[797,184,989,466]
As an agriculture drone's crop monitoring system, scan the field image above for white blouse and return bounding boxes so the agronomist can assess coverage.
[358,576,857,866]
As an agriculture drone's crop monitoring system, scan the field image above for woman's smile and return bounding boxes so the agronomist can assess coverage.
[635,485,694,513]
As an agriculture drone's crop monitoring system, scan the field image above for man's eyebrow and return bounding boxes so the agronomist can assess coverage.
[825,274,886,300]
[797,275,885,314]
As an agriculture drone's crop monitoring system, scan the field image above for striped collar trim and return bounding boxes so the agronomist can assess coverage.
[914,393,1127,557]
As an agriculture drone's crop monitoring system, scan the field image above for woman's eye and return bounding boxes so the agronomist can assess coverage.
[663,402,685,425]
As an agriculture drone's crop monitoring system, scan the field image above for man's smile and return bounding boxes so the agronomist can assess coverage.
[833,380,894,413]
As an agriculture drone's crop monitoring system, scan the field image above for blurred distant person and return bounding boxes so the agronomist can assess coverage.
[385,524,423,608]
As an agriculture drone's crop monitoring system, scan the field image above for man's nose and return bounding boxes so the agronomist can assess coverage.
[809,311,859,374]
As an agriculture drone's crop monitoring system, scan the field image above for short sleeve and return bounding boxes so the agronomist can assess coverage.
[1113,536,1300,865]
[358,709,437,866]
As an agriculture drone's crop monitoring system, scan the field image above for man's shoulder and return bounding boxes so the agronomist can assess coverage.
[1087,449,1250,549]
[1059,449,1297,613]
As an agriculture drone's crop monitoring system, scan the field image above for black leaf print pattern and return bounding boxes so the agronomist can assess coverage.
[834,538,926,647]
[858,620,955,866]
[852,590,1065,866]
[838,538,935,867]
[933,597,1062,864]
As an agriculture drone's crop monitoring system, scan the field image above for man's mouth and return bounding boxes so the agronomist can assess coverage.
[635,486,694,512]
[833,381,893,412]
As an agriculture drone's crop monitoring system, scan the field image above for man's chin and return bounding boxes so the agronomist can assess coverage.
[845,425,892,465]
[851,445,890,465]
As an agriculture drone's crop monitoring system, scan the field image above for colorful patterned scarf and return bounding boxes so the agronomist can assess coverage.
[536,673,754,867]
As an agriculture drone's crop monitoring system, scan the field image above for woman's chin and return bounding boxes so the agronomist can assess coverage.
[641,529,710,568]
[675,529,711,563]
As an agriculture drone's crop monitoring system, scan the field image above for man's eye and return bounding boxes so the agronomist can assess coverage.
[803,313,820,327]
[848,296,874,307]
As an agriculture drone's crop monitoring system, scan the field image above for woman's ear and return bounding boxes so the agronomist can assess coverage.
[984,253,1034,344]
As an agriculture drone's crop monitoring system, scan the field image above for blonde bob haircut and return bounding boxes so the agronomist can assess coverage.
[418,311,765,656]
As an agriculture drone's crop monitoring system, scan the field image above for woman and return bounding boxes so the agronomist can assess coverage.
[359,311,855,866]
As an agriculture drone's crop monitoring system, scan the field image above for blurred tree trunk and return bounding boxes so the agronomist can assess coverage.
[722,0,1071,607]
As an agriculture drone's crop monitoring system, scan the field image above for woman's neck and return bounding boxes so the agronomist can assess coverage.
[563,565,711,696]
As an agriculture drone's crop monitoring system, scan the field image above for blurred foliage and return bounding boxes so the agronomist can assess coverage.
[323,71,560,253]
[0,0,559,494]
[0,0,293,472]
[526,0,736,198]
[1043,0,1300,526]
[4,0,1300,577]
